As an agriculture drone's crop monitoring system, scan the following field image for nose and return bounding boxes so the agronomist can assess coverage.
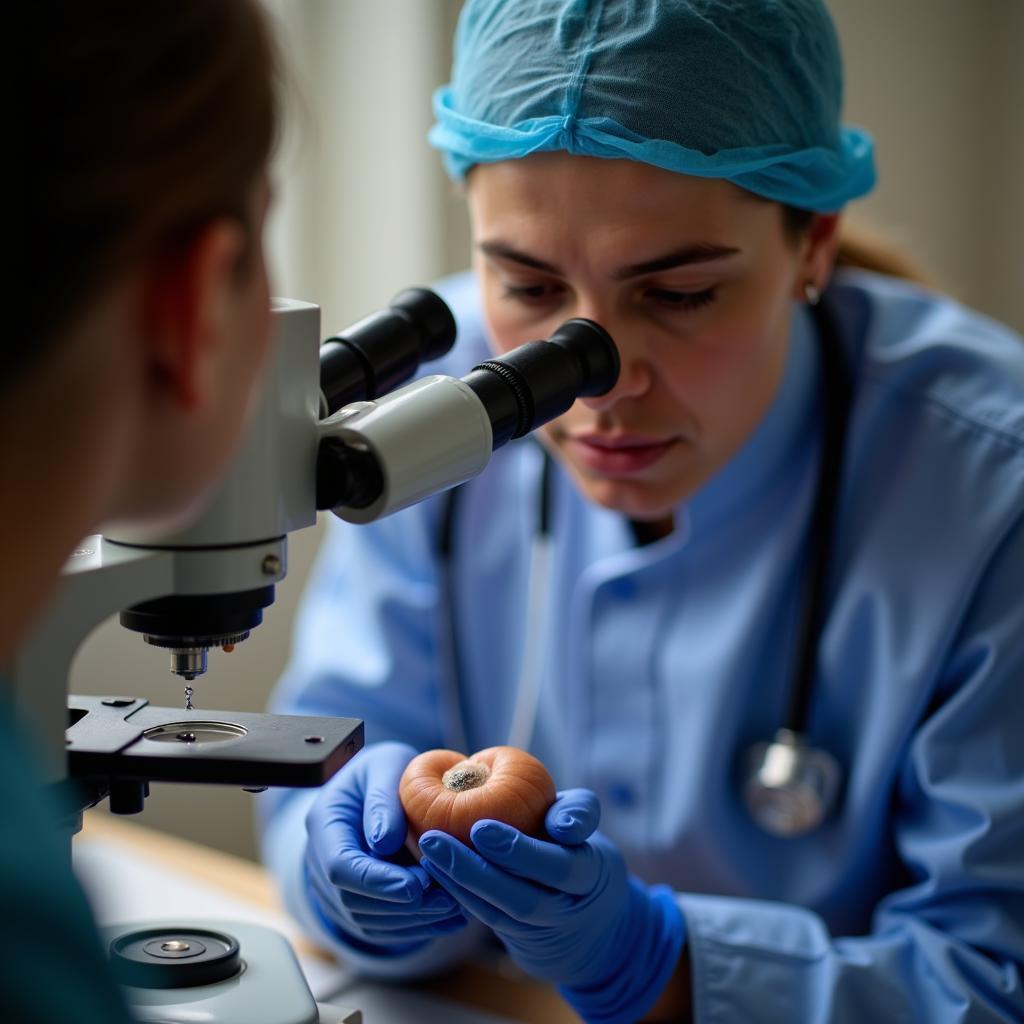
[573,308,653,411]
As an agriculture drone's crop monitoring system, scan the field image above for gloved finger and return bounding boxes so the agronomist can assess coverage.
[341,886,461,917]
[544,788,600,844]
[350,912,468,936]
[322,841,426,903]
[469,820,603,894]
[306,747,423,901]
[419,830,574,926]
[407,864,433,891]
[307,860,459,938]
[349,903,467,930]
[309,828,426,904]
[419,857,525,936]
[361,742,418,857]
[306,856,417,922]
[305,858,463,951]
[358,914,468,942]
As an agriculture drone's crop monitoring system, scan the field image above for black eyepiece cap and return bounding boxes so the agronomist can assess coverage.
[547,318,619,397]
[390,287,457,363]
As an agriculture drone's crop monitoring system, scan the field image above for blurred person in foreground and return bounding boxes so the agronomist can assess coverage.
[3,2,281,1020]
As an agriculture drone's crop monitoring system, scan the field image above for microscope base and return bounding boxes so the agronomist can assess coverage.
[102,919,361,1024]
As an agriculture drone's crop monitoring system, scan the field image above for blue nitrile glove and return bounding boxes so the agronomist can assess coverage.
[304,741,467,954]
[418,789,686,1024]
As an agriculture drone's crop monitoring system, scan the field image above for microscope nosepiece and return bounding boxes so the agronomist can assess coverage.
[122,588,275,678]
[145,631,251,680]
[169,648,209,680]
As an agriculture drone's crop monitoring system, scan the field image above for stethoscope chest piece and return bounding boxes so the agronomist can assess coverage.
[743,728,842,838]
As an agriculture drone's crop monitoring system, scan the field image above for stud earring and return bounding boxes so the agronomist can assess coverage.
[803,282,821,305]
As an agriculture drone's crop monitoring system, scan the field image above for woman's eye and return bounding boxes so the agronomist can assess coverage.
[501,281,563,303]
[646,286,717,311]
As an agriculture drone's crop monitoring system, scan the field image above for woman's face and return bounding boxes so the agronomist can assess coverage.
[468,153,818,525]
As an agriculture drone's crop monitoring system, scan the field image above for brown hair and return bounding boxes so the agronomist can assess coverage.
[781,206,935,289]
[17,0,281,379]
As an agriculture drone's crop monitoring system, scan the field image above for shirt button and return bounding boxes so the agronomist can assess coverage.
[607,781,635,807]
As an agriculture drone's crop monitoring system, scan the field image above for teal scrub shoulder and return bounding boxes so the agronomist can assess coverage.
[0,691,133,1022]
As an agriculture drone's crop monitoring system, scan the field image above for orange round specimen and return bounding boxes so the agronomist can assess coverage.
[399,746,556,850]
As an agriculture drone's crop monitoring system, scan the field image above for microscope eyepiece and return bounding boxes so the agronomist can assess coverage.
[547,318,620,397]
[390,287,458,362]
[319,287,457,416]
[463,318,620,449]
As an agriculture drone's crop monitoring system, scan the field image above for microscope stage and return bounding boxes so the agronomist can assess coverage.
[67,694,364,789]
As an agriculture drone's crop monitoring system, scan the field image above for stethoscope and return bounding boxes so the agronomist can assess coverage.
[438,295,852,838]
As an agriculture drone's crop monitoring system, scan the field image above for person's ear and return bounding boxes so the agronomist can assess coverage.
[142,219,247,411]
[792,213,841,301]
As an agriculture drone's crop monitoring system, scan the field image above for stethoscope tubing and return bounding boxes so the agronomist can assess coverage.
[437,295,850,832]
[785,296,852,734]
[437,447,554,754]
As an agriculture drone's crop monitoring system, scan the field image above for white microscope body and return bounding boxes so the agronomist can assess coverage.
[14,299,321,787]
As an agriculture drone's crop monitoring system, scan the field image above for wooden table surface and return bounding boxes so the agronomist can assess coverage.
[79,812,580,1024]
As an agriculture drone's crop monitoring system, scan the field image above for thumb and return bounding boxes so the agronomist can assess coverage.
[545,788,601,845]
[361,741,418,856]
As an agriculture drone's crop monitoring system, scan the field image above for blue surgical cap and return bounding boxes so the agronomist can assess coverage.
[429,0,876,212]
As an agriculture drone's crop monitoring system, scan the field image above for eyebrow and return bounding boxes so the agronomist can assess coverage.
[478,240,741,279]
[613,244,742,279]
[479,241,559,274]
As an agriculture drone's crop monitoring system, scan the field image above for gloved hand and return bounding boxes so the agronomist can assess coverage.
[304,741,467,953]
[417,788,686,1023]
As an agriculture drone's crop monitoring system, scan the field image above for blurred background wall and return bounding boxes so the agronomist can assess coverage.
[72,0,1023,861]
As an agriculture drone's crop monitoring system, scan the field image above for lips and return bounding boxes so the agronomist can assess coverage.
[566,431,680,476]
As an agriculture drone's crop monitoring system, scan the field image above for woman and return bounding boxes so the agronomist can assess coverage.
[3,2,279,1020]
[263,2,1024,1021]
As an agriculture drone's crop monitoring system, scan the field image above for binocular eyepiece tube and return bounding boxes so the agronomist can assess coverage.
[462,318,620,450]
[318,288,458,416]
[316,290,620,523]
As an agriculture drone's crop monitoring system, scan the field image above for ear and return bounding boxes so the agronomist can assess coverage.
[142,219,247,411]
[791,213,842,301]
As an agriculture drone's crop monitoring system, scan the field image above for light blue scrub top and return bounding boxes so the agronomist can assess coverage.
[262,269,1024,1022]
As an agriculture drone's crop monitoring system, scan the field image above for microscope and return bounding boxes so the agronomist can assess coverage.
[9,288,619,1023]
